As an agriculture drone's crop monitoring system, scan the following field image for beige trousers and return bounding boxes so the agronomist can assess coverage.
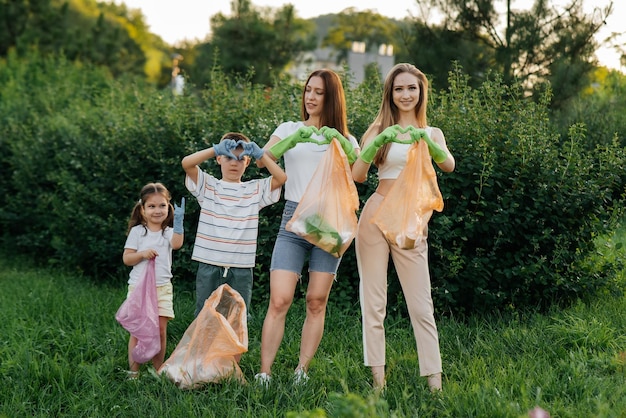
[356,192,442,377]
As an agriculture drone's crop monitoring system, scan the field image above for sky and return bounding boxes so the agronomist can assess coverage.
[114,0,624,71]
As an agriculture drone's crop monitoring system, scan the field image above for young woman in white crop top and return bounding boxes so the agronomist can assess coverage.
[352,63,455,392]
[255,69,359,385]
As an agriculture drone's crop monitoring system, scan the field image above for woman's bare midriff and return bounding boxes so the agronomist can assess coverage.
[375,179,396,196]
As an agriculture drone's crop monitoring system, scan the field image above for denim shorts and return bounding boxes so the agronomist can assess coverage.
[270,200,342,275]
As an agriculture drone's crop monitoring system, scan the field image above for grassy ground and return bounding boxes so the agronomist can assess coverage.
[1,227,625,417]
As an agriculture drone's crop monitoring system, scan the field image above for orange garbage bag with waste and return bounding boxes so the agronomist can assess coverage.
[159,284,248,389]
[372,140,444,249]
[286,138,359,257]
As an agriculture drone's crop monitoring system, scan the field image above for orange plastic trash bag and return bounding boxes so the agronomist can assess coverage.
[372,140,444,249]
[115,258,161,364]
[159,284,248,389]
[287,138,359,257]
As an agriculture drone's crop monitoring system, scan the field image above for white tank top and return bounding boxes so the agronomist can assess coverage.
[378,127,433,180]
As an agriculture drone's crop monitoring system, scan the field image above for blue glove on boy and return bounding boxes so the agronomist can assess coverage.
[213,139,238,159]
[238,140,265,160]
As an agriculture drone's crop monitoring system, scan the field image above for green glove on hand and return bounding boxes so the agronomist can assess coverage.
[319,126,357,164]
[269,126,316,159]
[359,125,401,164]
[422,132,447,164]
[405,126,447,163]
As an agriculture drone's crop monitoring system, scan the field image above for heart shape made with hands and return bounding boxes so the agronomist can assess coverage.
[290,126,349,146]
[387,125,430,144]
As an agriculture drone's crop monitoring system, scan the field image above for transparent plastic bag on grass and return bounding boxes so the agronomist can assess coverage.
[286,138,359,257]
[159,284,248,389]
[372,140,444,249]
[115,258,161,364]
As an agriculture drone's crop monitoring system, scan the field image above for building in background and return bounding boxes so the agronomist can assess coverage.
[288,41,395,85]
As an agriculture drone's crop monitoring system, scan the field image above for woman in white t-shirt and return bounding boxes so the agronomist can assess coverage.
[255,69,360,385]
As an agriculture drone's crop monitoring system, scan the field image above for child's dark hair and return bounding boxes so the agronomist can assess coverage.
[126,182,174,235]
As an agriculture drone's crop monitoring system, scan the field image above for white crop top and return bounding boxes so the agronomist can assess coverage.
[377,126,433,180]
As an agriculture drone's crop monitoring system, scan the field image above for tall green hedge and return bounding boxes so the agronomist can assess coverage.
[0,53,623,315]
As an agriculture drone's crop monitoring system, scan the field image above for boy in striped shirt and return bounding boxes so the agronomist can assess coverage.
[182,132,287,318]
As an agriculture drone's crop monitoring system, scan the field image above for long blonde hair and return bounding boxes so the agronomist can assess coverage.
[362,63,429,166]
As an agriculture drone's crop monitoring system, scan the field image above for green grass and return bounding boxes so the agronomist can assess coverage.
[1,229,625,418]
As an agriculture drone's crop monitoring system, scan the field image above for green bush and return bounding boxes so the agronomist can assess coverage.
[426,69,625,314]
[0,54,623,315]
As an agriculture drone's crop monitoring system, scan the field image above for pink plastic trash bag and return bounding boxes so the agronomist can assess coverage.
[159,284,248,389]
[115,258,161,364]
[372,140,444,249]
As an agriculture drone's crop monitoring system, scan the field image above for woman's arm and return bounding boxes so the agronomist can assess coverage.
[256,134,281,168]
[352,135,374,183]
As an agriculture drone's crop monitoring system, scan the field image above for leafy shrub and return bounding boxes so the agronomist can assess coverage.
[0,54,623,315]
[426,69,625,314]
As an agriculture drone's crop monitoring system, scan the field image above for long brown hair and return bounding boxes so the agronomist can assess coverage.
[300,69,350,138]
[126,182,174,235]
[362,63,429,166]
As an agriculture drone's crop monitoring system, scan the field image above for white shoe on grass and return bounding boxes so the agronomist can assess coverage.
[293,369,309,385]
[254,372,271,387]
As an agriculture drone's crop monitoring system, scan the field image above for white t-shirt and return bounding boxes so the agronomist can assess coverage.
[186,169,280,268]
[124,225,175,286]
[273,121,360,202]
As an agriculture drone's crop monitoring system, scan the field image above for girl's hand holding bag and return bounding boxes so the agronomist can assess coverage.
[372,139,444,249]
[286,138,359,257]
[115,258,161,363]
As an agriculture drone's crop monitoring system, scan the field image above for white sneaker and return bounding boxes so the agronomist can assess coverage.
[254,372,271,387]
[293,369,309,385]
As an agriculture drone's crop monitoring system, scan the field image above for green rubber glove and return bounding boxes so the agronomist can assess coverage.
[406,126,447,163]
[269,126,316,159]
[319,127,357,164]
[422,132,447,164]
[405,126,429,142]
[359,125,401,164]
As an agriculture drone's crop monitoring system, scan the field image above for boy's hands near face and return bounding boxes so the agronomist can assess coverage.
[238,141,265,160]
[213,139,238,159]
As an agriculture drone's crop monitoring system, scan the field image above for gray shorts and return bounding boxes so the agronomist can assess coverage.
[270,200,342,276]
[195,263,252,317]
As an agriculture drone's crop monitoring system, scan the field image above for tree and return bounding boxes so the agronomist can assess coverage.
[321,9,398,63]
[394,20,495,89]
[0,0,148,79]
[206,0,316,86]
[404,0,613,107]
